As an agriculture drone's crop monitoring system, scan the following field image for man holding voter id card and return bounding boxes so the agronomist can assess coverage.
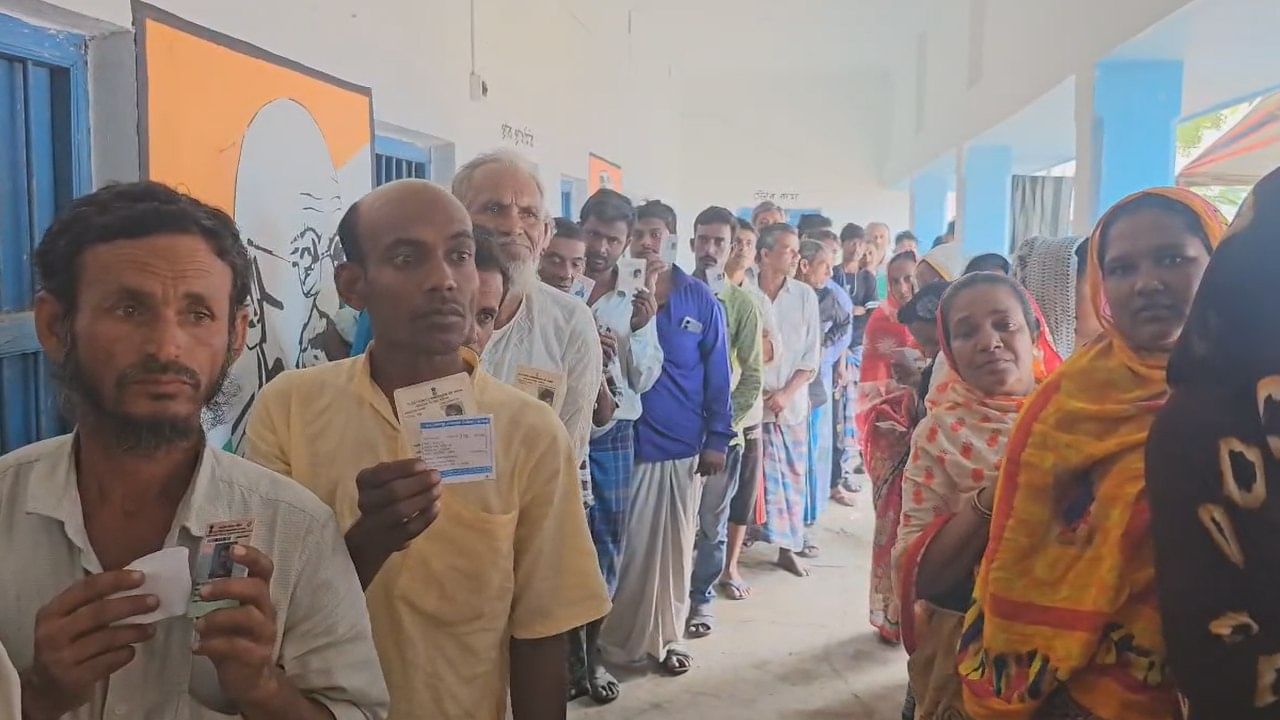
[245,179,608,720]
[601,200,735,677]
[0,182,388,720]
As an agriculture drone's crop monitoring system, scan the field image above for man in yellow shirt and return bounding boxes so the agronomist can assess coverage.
[244,179,609,719]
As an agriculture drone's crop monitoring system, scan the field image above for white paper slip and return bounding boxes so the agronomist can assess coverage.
[616,257,647,297]
[418,415,497,483]
[393,372,481,455]
[109,546,191,625]
[514,365,566,412]
[570,275,595,301]
[188,519,255,619]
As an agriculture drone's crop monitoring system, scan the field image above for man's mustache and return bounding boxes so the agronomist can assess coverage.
[118,357,202,388]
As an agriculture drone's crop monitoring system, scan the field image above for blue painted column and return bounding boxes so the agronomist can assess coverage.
[910,173,948,246]
[1091,60,1183,222]
[959,144,1013,257]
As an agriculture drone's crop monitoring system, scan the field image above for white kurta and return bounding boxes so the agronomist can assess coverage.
[590,287,664,435]
[482,281,604,470]
[758,277,821,426]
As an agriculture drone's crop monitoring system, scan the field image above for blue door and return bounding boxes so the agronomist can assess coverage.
[0,13,90,453]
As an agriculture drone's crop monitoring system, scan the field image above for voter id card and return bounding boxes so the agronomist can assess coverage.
[418,415,497,483]
[188,519,254,619]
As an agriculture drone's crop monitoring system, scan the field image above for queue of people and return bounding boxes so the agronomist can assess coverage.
[864,175,1280,720]
[0,141,1278,720]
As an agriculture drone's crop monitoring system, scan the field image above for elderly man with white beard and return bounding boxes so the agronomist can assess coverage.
[452,150,604,503]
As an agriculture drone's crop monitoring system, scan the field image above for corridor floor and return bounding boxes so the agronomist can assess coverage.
[569,492,909,720]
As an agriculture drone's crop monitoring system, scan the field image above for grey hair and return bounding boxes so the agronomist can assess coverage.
[756,222,797,253]
[752,200,783,223]
[799,238,829,263]
[452,148,546,212]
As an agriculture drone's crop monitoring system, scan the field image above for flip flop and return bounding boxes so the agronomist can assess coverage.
[797,543,821,559]
[717,578,751,600]
[685,606,714,639]
[661,648,693,676]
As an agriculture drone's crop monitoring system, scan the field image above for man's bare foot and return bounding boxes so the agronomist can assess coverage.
[776,548,809,577]
[831,487,858,507]
[587,662,621,704]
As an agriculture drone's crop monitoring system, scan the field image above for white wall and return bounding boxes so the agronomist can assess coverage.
[884,0,1193,185]
[6,0,915,242]
[4,0,685,215]
[677,69,909,238]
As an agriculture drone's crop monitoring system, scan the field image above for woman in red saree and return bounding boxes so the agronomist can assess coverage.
[859,250,923,644]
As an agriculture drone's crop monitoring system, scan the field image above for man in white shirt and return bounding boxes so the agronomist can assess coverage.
[568,188,664,704]
[754,223,821,578]
[1,181,387,720]
[452,150,604,501]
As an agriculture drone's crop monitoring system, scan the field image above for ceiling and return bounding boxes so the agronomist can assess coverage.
[1114,0,1280,118]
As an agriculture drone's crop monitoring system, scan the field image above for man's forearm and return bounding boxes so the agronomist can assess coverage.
[510,635,567,720]
[344,522,391,590]
[783,369,815,396]
[240,670,336,720]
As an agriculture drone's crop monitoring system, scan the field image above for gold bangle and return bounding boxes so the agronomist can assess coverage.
[972,490,993,521]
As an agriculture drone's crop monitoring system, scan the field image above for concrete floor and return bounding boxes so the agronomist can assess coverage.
[569,494,909,720]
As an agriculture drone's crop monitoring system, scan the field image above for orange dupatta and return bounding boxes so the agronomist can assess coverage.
[957,188,1227,720]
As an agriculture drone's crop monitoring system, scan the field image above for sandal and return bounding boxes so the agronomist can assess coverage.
[717,578,751,601]
[797,543,821,559]
[661,648,693,676]
[685,606,714,639]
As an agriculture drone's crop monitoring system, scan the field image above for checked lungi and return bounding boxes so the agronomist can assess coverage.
[587,419,635,597]
[759,420,808,552]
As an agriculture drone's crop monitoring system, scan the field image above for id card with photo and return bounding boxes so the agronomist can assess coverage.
[188,520,254,619]
[616,258,647,297]
[570,275,595,301]
[418,416,496,483]
[661,236,680,263]
[393,372,481,455]
[514,365,566,411]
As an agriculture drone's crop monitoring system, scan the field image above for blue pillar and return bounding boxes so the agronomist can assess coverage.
[910,173,948,246]
[1092,60,1183,221]
[960,144,1013,257]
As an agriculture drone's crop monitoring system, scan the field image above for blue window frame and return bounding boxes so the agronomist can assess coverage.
[559,177,573,218]
[374,135,429,186]
[0,13,90,453]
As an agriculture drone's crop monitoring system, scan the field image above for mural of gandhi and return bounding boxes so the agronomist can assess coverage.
[219,98,350,450]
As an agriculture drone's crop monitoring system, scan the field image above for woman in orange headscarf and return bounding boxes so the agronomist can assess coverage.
[894,273,1053,718]
[958,188,1227,719]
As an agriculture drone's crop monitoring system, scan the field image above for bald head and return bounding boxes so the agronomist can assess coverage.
[339,179,471,265]
[336,179,477,357]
